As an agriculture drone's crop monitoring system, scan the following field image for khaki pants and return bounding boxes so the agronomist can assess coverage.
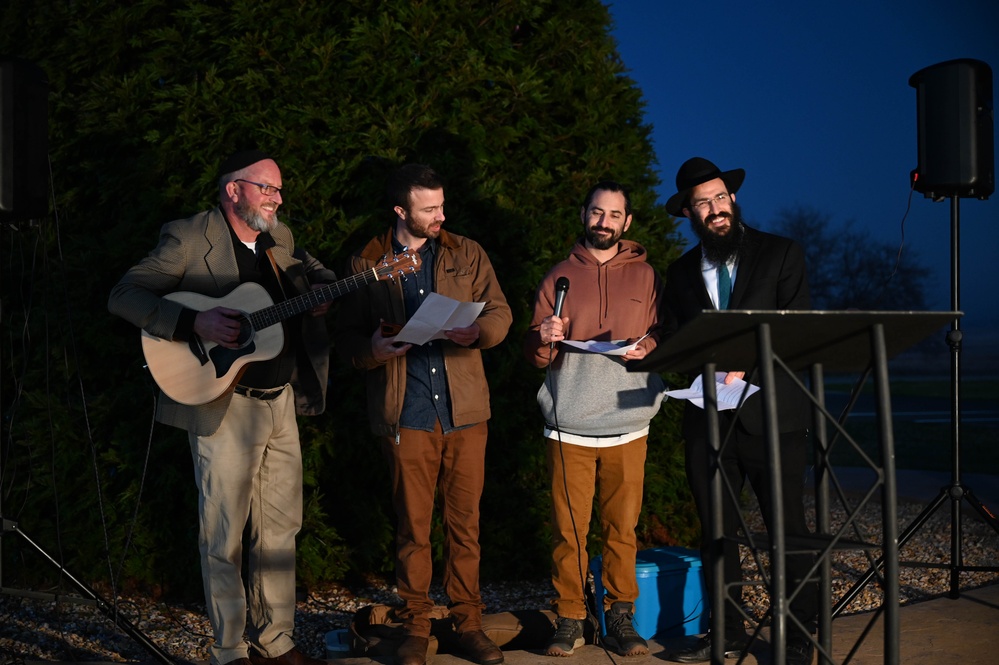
[547,436,647,620]
[189,387,301,665]
[383,420,488,638]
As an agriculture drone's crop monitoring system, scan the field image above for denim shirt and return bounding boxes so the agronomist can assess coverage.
[392,236,457,434]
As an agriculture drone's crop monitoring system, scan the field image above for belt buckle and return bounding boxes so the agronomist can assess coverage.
[235,385,283,400]
[259,387,283,400]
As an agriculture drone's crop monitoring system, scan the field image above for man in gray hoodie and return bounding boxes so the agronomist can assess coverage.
[524,181,665,658]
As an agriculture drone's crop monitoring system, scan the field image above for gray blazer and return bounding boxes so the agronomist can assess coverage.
[109,207,333,436]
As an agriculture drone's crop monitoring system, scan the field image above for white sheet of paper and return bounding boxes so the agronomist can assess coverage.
[393,292,485,346]
[665,372,760,410]
[561,332,651,356]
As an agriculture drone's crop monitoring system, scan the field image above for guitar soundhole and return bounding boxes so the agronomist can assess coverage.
[234,314,253,348]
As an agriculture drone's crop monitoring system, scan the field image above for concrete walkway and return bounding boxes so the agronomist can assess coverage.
[330,465,999,665]
[330,583,999,665]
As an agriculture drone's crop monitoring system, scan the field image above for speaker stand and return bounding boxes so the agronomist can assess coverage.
[833,195,999,616]
[1,517,174,664]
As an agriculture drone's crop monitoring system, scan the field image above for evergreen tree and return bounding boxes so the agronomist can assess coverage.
[0,0,694,594]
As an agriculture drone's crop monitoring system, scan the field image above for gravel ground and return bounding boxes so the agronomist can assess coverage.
[2,496,997,664]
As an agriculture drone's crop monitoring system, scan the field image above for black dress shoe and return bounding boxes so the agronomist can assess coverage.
[668,635,745,663]
[785,635,815,665]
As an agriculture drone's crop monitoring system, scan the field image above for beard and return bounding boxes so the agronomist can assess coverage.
[236,198,278,233]
[690,202,746,264]
[584,224,622,250]
[405,214,440,239]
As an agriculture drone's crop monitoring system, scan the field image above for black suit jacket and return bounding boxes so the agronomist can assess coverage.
[662,225,811,437]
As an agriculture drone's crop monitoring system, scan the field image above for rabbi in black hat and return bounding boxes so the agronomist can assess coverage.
[109,150,335,665]
[660,158,818,665]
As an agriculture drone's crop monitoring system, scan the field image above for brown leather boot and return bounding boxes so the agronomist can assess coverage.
[396,635,430,665]
[458,630,504,665]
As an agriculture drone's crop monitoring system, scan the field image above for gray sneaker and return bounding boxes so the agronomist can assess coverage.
[546,616,585,657]
[603,602,649,656]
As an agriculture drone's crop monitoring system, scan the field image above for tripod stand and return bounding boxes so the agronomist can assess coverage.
[1,516,174,663]
[833,195,999,616]
[0,492,174,665]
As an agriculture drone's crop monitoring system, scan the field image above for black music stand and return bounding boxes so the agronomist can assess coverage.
[630,309,957,665]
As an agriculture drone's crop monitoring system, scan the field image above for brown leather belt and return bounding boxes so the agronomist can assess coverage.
[234,385,285,400]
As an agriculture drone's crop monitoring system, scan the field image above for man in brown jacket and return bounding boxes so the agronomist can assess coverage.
[335,164,512,665]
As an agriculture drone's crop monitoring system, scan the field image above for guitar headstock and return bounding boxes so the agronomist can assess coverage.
[375,248,422,281]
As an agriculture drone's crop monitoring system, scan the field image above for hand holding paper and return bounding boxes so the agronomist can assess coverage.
[393,293,485,346]
[665,372,760,410]
[560,332,652,357]
[443,322,480,347]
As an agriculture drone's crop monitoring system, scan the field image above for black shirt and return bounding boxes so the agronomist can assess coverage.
[227,224,299,390]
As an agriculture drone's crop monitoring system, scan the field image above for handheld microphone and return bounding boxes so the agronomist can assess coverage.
[551,277,570,348]
[553,276,570,318]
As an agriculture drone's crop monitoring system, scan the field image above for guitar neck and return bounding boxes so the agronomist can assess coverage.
[249,267,380,330]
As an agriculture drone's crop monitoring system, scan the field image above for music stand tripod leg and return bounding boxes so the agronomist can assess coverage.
[962,488,999,532]
[1,517,174,664]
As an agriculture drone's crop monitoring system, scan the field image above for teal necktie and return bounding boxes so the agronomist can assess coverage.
[718,264,731,310]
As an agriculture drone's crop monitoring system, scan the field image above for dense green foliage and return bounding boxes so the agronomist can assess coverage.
[0,0,696,599]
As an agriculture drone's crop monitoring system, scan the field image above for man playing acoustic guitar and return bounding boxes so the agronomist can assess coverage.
[109,150,350,665]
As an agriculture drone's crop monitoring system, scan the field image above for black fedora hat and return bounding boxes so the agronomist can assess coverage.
[665,157,745,217]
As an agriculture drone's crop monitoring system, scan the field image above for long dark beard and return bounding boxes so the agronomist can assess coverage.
[690,202,746,264]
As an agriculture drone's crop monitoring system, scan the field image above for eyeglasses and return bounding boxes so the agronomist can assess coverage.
[689,192,730,213]
[234,179,282,196]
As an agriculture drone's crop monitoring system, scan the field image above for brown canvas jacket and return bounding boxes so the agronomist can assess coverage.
[334,228,512,437]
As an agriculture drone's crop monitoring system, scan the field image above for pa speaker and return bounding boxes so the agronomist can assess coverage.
[0,57,49,220]
[909,58,994,200]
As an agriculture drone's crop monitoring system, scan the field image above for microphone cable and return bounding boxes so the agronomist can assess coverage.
[544,332,621,662]
[871,170,919,308]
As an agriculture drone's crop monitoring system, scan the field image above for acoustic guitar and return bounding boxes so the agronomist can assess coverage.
[140,250,419,405]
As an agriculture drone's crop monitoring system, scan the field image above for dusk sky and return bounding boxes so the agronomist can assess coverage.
[605,1,998,345]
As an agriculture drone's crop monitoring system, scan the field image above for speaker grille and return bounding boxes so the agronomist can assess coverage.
[909,58,994,200]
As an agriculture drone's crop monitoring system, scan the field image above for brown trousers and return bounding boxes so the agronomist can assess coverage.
[383,420,489,637]
[547,436,648,620]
